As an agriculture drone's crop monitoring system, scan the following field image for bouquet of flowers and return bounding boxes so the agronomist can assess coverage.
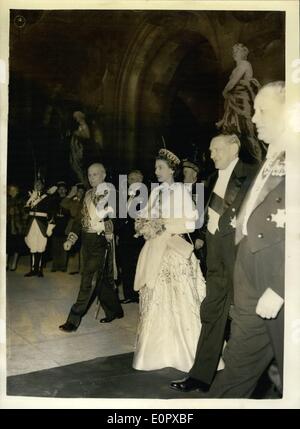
[134,218,166,240]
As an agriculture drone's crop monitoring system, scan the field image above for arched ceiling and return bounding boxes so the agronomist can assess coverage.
[7,9,285,184]
[9,9,284,105]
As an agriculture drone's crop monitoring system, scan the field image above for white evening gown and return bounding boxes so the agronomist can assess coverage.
[133,243,206,372]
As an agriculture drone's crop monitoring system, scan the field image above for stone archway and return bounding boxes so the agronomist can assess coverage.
[111,10,285,173]
[114,13,220,174]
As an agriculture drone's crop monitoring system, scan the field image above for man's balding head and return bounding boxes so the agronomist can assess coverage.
[252,81,285,145]
[209,134,240,170]
[88,163,106,188]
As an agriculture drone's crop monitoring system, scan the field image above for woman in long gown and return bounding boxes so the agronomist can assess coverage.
[132,149,206,372]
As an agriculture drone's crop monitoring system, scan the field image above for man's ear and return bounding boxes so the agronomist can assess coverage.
[232,143,239,158]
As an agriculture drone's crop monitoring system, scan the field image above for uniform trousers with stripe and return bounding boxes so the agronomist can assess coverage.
[67,232,123,327]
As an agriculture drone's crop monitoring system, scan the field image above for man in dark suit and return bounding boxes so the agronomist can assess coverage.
[207,81,286,397]
[182,159,207,275]
[116,170,145,304]
[170,133,259,392]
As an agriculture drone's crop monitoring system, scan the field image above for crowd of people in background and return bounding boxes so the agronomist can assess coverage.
[6,179,85,276]
[6,151,209,284]
[6,161,205,280]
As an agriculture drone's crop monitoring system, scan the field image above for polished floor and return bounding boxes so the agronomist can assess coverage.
[6,256,138,377]
[6,256,278,399]
[7,353,195,399]
[6,257,194,399]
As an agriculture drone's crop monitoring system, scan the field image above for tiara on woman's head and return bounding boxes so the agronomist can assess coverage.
[158,148,180,167]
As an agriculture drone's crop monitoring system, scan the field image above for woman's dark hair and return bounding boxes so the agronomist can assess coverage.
[155,155,182,182]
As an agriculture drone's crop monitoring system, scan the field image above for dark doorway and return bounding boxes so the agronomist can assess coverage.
[163,41,219,175]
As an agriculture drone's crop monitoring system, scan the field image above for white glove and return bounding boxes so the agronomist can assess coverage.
[25,190,38,206]
[194,238,204,250]
[63,240,73,251]
[256,288,284,319]
[47,186,58,195]
[67,186,78,199]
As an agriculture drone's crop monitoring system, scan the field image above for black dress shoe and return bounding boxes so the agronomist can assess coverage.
[170,377,209,393]
[37,270,44,277]
[120,298,138,304]
[100,313,124,323]
[59,322,78,332]
[24,270,37,277]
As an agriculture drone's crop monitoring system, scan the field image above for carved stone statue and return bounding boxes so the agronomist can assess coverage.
[69,111,90,186]
[216,43,262,161]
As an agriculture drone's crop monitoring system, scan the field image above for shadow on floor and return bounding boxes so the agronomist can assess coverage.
[7,352,281,399]
[7,352,196,399]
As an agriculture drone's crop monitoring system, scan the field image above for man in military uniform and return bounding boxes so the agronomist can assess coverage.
[24,177,57,277]
[171,134,259,393]
[6,184,27,271]
[51,181,69,272]
[61,182,85,274]
[207,81,286,398]
[59,163,123,332]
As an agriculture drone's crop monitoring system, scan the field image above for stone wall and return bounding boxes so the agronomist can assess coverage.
[9,10,285,181]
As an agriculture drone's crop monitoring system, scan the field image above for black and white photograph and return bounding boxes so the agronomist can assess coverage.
[0,0,299,409]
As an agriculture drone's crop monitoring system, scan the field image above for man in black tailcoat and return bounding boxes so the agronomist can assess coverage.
[206,81,286,398]
[115,170,146,304]
[171,133,259,392]
[182,158,207,275]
